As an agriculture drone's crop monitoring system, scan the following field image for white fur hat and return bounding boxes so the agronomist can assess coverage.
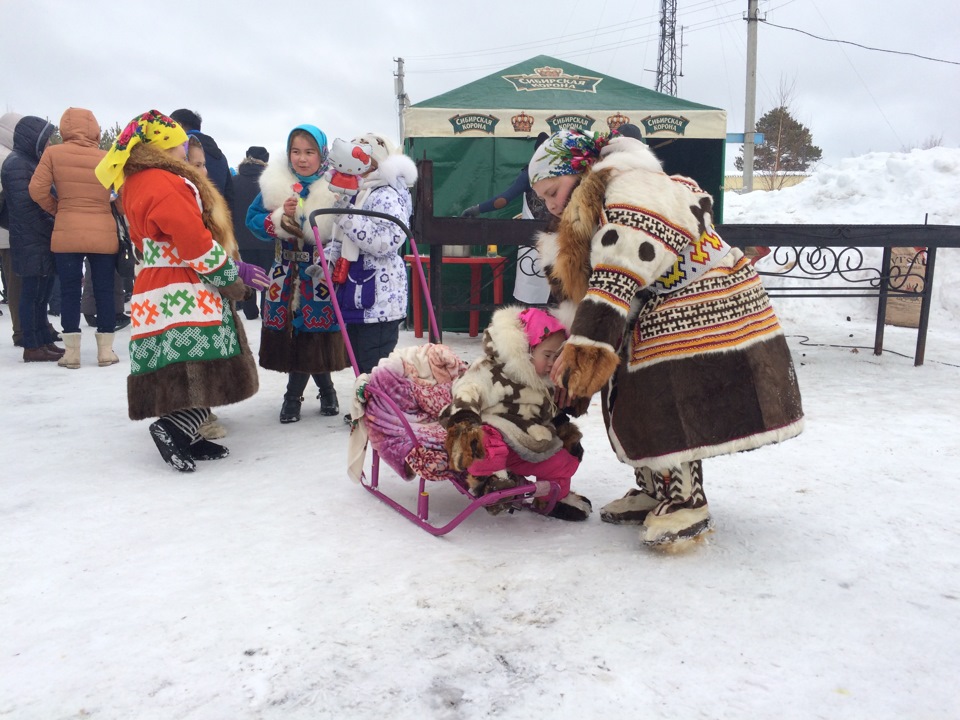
[351,132,397,167]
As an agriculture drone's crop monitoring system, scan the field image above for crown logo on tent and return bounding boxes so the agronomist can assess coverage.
[607,112,630,131]
[511,112,535,132]
[534,66,563,78]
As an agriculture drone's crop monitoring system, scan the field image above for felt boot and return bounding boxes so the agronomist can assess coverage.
[198,416,227,439]
[95,332,119,366]
[58,332,81,369]
[640,461,713,546]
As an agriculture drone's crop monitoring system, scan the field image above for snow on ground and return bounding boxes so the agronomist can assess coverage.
[2,148,959,719]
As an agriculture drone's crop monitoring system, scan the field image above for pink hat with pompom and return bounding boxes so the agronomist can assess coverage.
[518,308,567,347]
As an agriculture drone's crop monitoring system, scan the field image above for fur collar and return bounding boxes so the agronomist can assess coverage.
[361,153,418,191]
[257,157,337,243]
[545,167,611,302]
[483,306,551,393]
[123,143,238,258]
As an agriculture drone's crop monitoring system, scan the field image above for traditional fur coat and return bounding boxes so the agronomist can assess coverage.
[539,137,804,471]
[120,143,258,420]
[441,306,566,464]
[245,158,348,374]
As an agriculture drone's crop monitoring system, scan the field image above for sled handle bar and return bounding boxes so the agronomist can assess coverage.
[309,208,440,351]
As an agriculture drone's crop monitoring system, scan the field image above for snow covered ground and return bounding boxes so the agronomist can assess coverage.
[2,148,960,719]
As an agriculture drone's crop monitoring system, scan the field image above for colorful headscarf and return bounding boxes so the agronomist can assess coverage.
[95,110,187,192]
[527,129,614,186]
[518,307,568,347]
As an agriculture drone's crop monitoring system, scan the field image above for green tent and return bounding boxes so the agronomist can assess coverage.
[404,54,728,222]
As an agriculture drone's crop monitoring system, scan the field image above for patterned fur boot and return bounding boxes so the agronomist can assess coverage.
[640,460,713,546]
[466,470,525,515]
[600,466,664,524]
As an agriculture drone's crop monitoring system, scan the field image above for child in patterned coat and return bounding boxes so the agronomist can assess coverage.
[441,306,591,521]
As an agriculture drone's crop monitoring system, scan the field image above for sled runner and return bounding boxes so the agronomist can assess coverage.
[309,209,561,536]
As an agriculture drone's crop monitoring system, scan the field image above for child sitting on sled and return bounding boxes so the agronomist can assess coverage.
[440,306,591,521]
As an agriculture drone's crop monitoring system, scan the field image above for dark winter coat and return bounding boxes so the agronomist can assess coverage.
[230,157,268,256]
[0,116,56,277]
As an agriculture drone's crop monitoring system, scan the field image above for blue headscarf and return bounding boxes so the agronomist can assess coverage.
[287,124,328,186]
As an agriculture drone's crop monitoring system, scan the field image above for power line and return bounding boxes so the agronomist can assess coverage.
[762,20,960,66]
[404,0,741,63]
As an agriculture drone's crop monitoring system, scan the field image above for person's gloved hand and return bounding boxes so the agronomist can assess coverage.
[236,261,269,290]
[305,263,325,280]
[460,205,480,218]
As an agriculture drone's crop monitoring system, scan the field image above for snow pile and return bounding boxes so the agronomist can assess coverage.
[724,147,960,325]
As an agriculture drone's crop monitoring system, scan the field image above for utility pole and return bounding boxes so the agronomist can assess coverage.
[394,57,409,144]
[742,0,760,192]
[655,0,679,96]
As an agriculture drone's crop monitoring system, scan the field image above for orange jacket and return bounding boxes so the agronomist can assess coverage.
[28,107,118,254]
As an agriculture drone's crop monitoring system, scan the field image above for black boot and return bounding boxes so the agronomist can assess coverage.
[84,313,97,327]
[114,313,131,331]
[148,418,196,472]
[190,437,230,460]
[314,373,339,416]
[318,390,339,416]
[280,396,303,424]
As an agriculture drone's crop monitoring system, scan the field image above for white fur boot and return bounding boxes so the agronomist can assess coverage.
[58,333,81,369]
[639,461,713,546]
[95,332,119,366]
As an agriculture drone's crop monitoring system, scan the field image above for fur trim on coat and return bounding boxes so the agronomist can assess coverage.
[257,157,337,243]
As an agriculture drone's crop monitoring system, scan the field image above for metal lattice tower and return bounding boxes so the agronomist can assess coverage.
[656,0,679,96]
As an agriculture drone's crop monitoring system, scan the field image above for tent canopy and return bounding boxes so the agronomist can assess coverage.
[405,54,726,140]
[404,55,728,220]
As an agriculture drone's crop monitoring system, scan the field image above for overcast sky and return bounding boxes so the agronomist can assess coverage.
[2,0,957,176]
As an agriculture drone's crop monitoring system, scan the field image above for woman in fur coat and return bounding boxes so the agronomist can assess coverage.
[441,306,592,521]
[245,125,349,424]
[528,130,804,546]
[95,110,268,473]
